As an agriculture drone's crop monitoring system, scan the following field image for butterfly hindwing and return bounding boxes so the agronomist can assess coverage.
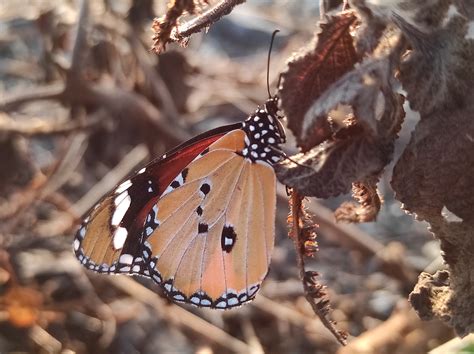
[145,130,277,308]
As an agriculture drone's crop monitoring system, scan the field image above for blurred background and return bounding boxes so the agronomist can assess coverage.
[0,0,462,352]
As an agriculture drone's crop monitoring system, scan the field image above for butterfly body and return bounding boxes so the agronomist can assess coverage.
[74,97,285,309]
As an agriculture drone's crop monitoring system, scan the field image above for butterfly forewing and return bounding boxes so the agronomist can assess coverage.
[73,128,237,276]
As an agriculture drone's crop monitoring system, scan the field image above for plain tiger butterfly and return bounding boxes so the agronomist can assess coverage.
[73,31,286,309]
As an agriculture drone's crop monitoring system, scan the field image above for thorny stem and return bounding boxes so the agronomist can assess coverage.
[170,0,246,41]
[290,191,305,275]
[290,190,347,346]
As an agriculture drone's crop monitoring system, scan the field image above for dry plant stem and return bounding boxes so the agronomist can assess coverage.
[308,200,418,286]
[85,84,189,145]
[170,0,246,41]
[290,191,347,346]
[108,276,252,353]
[241,316,264,354]
[276,187,417,286]
[0,172,46,222]
[253,295,341,344]
[338,304,451,354]
[72,144,149,217]
[67,0,88,84]
[131,36,181,124]
[1,0,188,147]
[40,132,89,198]
[1,0,88,111]
[0,114,101,137]
[74,272,117,348]
[29,325,62,353]
[1,132,88,232]
[0,84,64,112]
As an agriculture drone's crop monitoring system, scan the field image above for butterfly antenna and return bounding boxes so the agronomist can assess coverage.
[267,29,280,98]
[267,145,313,169]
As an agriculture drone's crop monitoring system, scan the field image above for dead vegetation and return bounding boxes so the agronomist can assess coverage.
[1,0,472,352]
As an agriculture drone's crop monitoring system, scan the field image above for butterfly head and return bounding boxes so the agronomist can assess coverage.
[264,95,286,142]
[264,95,279,116]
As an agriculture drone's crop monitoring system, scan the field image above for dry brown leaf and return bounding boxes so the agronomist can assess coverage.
[396,13,474,117]
[275,124,392,198]
[390,5,474,335]
[277,87,404,200]
[354,0,451,31]
[351,0,387,55]
[279,12,359,151]
[410,219,474,337]
[391,104,474,222]
[301,58,390,139]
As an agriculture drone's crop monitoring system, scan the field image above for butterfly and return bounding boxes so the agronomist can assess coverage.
[73,94,286,309]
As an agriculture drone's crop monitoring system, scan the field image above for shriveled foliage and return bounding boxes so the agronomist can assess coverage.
[276,0,474,337]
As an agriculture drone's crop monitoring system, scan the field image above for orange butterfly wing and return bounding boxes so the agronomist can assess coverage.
[74,97,285,310]
[144,130,277,308]
[73,126,240,276]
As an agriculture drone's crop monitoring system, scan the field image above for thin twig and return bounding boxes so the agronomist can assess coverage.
[74,271,117,348]
[170,0,246,41]
[131,36,182,124]
[0,84,64,112]
[0,113,101,137]
[0,131,89,233]
[29,325,62,353]
[85,84,190,146]
[71,144,149,218]
[241,316,264,354]
[253,295,341,344]
[40,132,89,198]
[307,199,418,286]
[107,276,252,353]
[67,0,89,84]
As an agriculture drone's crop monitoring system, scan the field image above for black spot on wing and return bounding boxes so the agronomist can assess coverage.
[196,206,203,216]
[221,225,237,253]
[170,180,180,188]
[181,168,189,182]
[200,183,211,196]
[198,223,208,234]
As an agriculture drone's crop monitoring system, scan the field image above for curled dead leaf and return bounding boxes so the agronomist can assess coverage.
[334,176,382,222]
[279,11,359,151]
[391,104,474,222]
[277,81,404,205]
[351,0,387,55]
[301,58,391,140]
[395,13,474,117]
[275,124,393,198]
